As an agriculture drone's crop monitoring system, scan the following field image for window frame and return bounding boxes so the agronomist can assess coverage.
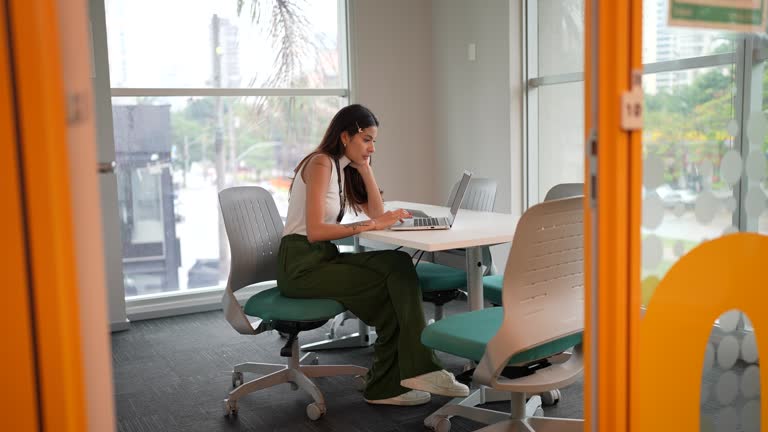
[524,1,768,339]
[524,0,759,237]
[93,0,353,318]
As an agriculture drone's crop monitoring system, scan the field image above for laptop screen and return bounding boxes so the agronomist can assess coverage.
[448,171,473,223]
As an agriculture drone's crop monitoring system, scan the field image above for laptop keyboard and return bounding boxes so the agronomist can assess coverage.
[415,217,443,227]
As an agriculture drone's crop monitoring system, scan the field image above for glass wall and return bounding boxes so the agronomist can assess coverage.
[527,0,762,429]
[526,0,585,205]
[104,0,349,297]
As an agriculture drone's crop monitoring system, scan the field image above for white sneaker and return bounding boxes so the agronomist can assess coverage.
[400,370,470,397]
[365,389,431,406]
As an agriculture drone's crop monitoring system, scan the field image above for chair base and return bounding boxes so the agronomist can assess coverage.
[224,342,367,420]
[473,416,583,432]
[424,391,582,432]
[300,319,377,351]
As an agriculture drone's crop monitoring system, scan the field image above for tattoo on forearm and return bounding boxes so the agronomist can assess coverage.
[346,222,370,232]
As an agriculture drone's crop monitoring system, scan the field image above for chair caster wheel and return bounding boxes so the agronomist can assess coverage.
[541,389,561,406]
[223,399,238,417]
[354,375,367,392]
[232,371,243,388]
[306,402,326,420]
[534,407,544,417]
[425,416,451,432]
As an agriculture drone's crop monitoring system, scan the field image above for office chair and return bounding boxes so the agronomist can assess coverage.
[417,177,498,322]
[219,186,367,420]
[481,183,583,406]
[543,183,584,202]
[484,183,584,307]
[421,196,584,432]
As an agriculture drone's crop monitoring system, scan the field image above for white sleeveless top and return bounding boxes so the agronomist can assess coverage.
[283,155,352,236]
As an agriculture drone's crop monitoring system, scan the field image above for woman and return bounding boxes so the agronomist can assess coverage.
[278,104,469,406]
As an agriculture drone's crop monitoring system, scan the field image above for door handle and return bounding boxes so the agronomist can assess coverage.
[98,161,116,174]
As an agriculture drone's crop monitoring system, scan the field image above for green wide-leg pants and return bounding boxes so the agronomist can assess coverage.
[277,234,443,400]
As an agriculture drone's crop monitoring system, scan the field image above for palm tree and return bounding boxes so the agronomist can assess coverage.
[213,1,316,277]
[237,0,316,88]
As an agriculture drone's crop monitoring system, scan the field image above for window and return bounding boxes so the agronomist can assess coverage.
[105,0,350,297]
[525,0,761,280]
[525,0,585,205]
[525,0,763,426]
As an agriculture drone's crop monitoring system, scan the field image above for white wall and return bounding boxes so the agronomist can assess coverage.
[432,0,515,214]
[431,0,521,270]
[349,0,437,204]
[351,0,523,270]
[350,0,523,212]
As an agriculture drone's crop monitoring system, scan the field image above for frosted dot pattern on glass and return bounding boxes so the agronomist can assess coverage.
[741,400,760,432]
[642,192,664,229]
[695,190,719,224]
[741,333,758,364]
[746,150,766,181]
[720,150,743,186]
[717,336,739,370]
[704,343,715,371]
[716,372,739,405]
[741,365,760,399]
[747,110,767,146]
[716,406,739,432]
[643,154,665,189]
[727,119,739,137]
[745,187,766,218]
[641,235,663,270]
[701,311,760,432]
[718,310,740,333]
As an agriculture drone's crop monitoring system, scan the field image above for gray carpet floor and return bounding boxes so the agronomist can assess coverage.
[112,301,583,432]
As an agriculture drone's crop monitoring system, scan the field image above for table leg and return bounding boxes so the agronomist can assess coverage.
[466,246,484,311]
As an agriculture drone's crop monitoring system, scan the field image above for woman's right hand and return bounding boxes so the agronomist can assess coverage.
[371,209,412,230]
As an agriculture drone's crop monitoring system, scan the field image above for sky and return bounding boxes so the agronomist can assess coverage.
[105,0,341,89]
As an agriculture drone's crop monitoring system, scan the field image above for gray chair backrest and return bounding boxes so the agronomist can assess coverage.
[444,177,497,270]
[446,177,497,211]
[544,183,583,201]
[219,186,285,334]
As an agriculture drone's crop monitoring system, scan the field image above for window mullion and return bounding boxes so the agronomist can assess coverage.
[110,88,350,97]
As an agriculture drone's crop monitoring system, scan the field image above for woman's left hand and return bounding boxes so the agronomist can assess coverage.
[349,158,372,175]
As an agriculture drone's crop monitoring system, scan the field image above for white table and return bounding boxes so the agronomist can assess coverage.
[360,201,518,311]
[301,201,518,351]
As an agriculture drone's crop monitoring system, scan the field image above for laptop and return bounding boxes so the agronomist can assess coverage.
[391,170,473,231]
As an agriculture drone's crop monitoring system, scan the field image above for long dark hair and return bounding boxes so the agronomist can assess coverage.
[292,104,380,215]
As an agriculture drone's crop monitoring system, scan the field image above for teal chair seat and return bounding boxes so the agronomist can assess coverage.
[483,274,504,305]
[421,307,582,365]
[416,262,467,293]
[243,286,346,322]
